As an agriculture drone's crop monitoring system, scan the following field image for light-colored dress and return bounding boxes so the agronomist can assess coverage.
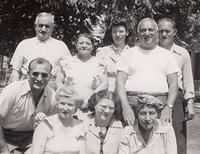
[96,45,129,92]
[59,56,106,100]
[119,119,177,154]
[43,115,84,154]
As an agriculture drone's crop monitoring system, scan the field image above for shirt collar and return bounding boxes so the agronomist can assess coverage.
[20,80,48,98]
[34,36,53,44]
[170,43,182,55]
[110,44,129,54]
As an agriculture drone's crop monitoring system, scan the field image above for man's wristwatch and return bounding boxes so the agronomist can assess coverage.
[187,98,194,104]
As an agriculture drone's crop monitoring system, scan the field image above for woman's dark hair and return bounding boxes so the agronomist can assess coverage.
[87,90,122,119]
[103,17,129,46]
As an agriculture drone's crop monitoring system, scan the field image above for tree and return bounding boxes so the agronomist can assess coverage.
[0,0,200,57]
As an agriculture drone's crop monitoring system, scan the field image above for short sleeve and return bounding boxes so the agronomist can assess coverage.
[10,41,26,71]
[59,41,72,57]
[164,124,177,154]
[116,52,130,74]
[0,83,18,124]
[118,126,132,154]
[166,53,179,75]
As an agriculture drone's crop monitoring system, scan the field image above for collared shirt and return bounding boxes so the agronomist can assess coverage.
[119,120,177,154]
[117,45,179,93]
[0,80,57,131]
[170,43,194,100]
[84,118,124,154]
[10,37,71,78]
[96,45,129,92]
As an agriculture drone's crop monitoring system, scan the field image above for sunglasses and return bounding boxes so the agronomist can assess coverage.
[31,72,49,78]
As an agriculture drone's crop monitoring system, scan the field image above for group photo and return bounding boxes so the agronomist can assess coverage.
[0,0,200,154]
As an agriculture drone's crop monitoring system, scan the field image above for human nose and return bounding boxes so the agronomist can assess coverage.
[104,107,110,113]
[36,74,43,81]
[145,113,151,121]
[41,25,47,31]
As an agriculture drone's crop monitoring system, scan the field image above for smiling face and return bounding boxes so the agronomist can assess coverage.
[95,98,115,124]
[138,105,158,130]
[158,19,177,48]
[28,62,51,92]
[76,36,93,58]
[35,15,54,41]
[111,25,128,46]
[57,97,77,119]
[138,19,158,50]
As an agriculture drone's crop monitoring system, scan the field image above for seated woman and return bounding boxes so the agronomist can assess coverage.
[84,90,123,154]
[56,33,108,109]
[31,87,85,154]
[119,95,177,154]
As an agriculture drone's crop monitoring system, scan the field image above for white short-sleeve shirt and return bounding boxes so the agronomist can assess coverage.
[10,37,71,78]
[117,45,179,93]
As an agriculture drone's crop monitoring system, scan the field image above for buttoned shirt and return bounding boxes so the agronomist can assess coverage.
[169,43,194,100]
[119,120,177,154]
[96,45,129,92]
[0,80,57,131]
[117,45,179,92]
[10,37,71,79]
[84,118,124,154]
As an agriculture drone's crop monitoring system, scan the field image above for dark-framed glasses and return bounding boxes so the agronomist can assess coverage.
[31,71,49,78]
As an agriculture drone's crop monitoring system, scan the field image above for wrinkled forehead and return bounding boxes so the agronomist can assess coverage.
[36,16,53,25]
[138,18,158,32]
[29,63,51,73]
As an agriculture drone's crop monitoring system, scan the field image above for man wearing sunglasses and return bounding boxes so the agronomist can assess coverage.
[10,12,71,87]
[0,57,57,154]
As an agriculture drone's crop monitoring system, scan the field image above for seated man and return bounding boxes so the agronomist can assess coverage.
[0,57,57,154]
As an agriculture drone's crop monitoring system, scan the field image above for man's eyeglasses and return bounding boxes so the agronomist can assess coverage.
[31,72,49,78]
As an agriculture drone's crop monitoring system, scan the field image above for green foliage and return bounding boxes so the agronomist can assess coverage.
[0,0,200,56]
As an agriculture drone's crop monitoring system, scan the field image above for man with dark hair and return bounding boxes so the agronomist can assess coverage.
[158,17,195,154]
[0,57,57,154]
[10,12,71,85]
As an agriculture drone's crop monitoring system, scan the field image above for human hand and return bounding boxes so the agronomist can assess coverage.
[160,105,172,124]
[34,112,47,128]
[122,104,135,126]
[186,102,195,121]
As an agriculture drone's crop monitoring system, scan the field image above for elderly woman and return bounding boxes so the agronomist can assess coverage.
[31,87,85,154]
[96,17,130,92]
[84,90,123,154]
[119,95,177,154]
[56,33,108,109]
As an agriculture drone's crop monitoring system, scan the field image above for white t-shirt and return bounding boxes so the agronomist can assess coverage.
[10,37,71,78]
[117,45,179,92]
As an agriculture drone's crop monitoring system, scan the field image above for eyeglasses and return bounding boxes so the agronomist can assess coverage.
[31,72,49,78]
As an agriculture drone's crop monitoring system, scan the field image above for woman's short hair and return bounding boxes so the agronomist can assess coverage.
[55,86,83,108]
[134,95,163,118]
[75,33,95,46]
[87,90,122,118]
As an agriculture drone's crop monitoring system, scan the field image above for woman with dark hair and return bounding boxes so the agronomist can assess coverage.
[84,90,123,154]
[96,18,130,92]
[119,95,177,154]
[56,33,108,109]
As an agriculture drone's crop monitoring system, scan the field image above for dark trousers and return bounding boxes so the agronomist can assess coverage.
[172,90,186,154]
